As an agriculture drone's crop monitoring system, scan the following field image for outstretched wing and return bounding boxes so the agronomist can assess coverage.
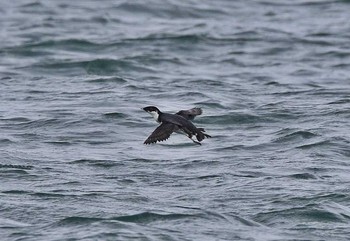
[144,122,177,144]
[176,107,202,121]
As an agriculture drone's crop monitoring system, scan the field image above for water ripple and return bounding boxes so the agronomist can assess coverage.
[1,0,350,240]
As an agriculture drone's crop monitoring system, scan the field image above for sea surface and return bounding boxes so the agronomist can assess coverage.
[1,0,350,240]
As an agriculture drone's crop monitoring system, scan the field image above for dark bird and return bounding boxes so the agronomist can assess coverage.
[142,106,211,145]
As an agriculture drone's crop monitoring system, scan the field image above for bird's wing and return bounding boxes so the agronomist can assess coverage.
[144,122,177,144]
[176,107,202,120]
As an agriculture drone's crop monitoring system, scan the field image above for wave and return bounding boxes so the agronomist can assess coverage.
[0,217,31,228]
[2,190,31,194]
[19,58,156,76]
[1,169,29,175]
[287,173,317,180]
[199,113,264,125]
[254,202,350,226]
[53,212,195,227]
[296,140,331,149]
[273,130,318,143]
[86,76,127,84]
[3,39,103,59]
[112,212,195,223]
[44,141,72,146]
[103,112,128,119]
[1,117,32,122]
[0,138,13,145]
[4,118,61,130]
[328,99,350,105]
[115,2,227,19]
[19,39,101,50]
[70,159,122,168]
[0,164,33,170]
[84,58,156,75]
[55,216,103,226]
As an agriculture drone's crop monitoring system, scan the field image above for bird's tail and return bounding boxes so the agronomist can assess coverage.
[196,128,211,142]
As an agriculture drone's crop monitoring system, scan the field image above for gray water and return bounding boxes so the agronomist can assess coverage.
[1,1,350,240]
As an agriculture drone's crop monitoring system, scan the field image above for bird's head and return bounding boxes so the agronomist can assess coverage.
[143,106,161,122]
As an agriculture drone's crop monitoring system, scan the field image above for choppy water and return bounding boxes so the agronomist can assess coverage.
[1,0,350,240]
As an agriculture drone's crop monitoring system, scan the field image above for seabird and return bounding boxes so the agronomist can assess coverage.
[142,106,211,145]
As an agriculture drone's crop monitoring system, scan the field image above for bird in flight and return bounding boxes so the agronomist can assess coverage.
[143,106,211,145]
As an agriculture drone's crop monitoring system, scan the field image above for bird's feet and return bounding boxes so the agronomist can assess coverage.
[189,136,202,145]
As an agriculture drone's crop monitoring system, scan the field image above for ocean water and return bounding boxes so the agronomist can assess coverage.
[1,0,350,240]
